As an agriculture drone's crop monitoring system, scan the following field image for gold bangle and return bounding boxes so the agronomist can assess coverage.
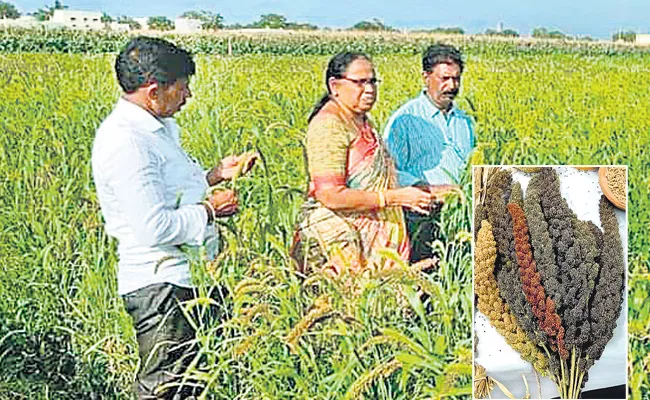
[377,191,386,208]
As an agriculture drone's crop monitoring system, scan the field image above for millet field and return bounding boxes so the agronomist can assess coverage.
[0,30,648,399]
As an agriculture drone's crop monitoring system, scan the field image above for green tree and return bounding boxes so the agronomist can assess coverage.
[0,1,20,19]
[484,28,519,37]
[532,27,566,39]
[285,22,318,30]
[117,15,141,29]
[100,12,113,23]
[436,27,464,35]
[180,10,224,30]
[148,15,174,31]
[350,18,395,32]
[201,13,224,30]
[411,27,464,35]
[34,0,66,21]
[612,30,636,42]
[180,10,202,19]
[253,13,287,29]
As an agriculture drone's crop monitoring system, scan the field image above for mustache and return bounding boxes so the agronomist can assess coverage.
[443,89,459,96]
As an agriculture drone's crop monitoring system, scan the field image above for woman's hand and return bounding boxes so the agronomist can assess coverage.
[205,189,238,218]
[428,184,461,203]
[207,151,258,185]
[386,187,435,214]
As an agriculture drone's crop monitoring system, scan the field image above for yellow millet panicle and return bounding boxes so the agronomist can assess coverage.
[345,359,402,400]
[475,220,549,374]
[285,294,332,354]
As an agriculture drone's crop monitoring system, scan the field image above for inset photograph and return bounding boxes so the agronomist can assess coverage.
[473,166,627,399]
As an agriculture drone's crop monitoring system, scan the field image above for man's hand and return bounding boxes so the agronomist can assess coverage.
[205,189,238,218]
[207,151,258,186]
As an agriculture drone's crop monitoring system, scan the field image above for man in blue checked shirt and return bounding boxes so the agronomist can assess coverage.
[384,44,475,262]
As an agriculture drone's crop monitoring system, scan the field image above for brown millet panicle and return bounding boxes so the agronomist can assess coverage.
[508,203,568,360]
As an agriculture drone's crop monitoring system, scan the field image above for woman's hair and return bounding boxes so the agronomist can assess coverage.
[307,52,372,122]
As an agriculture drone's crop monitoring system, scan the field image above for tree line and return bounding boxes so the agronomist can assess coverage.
[0,0,642,41]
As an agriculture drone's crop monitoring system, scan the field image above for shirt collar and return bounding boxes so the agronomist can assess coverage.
[115,97,166,133]
[419,90,457,119]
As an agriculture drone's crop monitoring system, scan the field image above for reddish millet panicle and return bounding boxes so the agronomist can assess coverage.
[508,203,569,360]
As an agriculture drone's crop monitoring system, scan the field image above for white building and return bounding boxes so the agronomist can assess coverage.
[109,22,131,32]
[175,17,202,33]
[51,9,103,30]
[0,15,39,28]
[134,17,148,29]
[635,34,650,45]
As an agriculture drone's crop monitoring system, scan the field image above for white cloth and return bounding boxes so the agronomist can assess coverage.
[92,98,217,295]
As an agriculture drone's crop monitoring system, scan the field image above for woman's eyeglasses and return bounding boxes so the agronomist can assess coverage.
[340,76,381,86]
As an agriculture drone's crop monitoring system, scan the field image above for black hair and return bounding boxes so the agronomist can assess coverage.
[422,44,464,73]
[115,36,196,93]
[307,52,372,122]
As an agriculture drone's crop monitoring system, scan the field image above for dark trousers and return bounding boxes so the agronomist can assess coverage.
[404,208,442,263]
[122,283,225,399]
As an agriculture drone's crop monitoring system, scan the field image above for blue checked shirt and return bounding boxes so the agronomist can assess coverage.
[384,90,475,187]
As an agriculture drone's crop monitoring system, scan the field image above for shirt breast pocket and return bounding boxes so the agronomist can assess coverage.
[444,142,465,162]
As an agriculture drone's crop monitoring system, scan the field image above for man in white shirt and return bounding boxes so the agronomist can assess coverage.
[92,36,255,399]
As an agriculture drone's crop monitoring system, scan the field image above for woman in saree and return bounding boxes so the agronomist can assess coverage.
[292,52,434,275]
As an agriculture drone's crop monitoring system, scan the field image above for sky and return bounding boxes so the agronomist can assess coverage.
[11,0,650,39]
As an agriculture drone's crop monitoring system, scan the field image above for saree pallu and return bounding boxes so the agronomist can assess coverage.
[292,108,410,274]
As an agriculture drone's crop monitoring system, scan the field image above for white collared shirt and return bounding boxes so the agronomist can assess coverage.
[92,98,216,295]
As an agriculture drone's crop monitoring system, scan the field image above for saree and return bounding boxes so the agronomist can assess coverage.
[292,104,410,274]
